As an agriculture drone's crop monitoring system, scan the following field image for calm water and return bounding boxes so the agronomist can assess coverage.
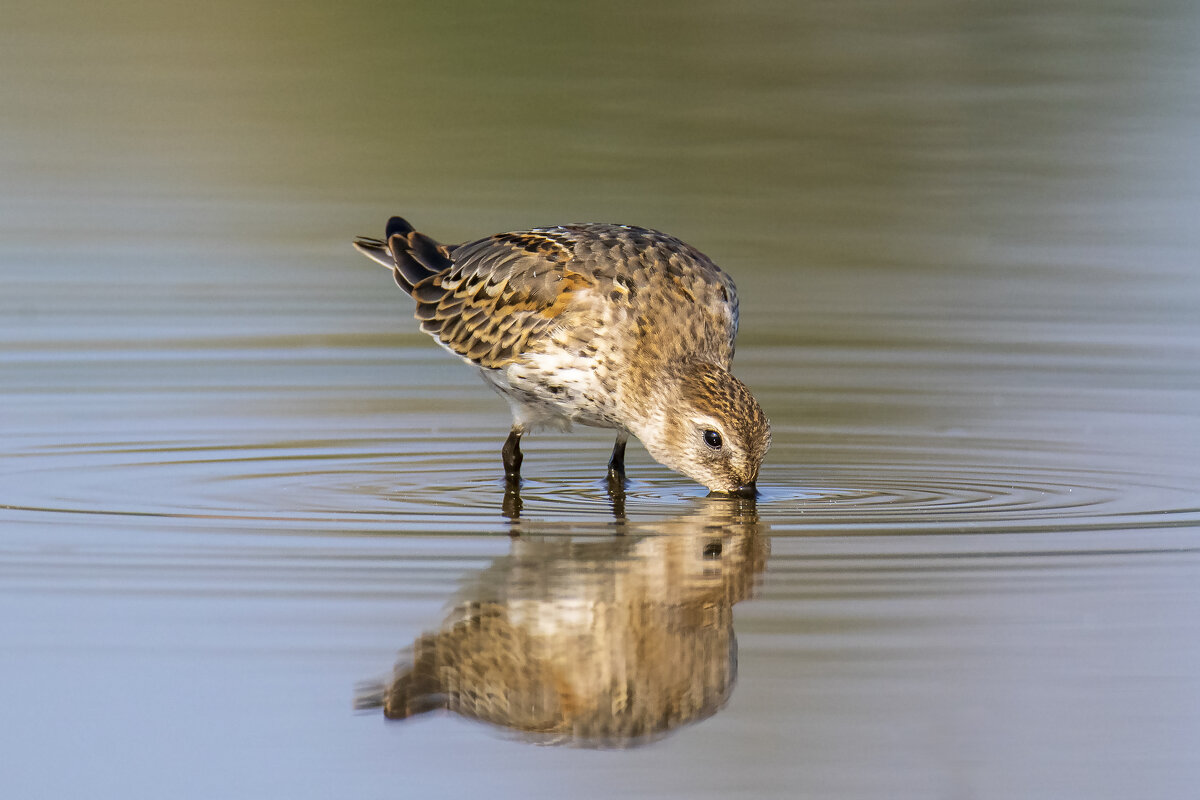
[3,1,1200,797]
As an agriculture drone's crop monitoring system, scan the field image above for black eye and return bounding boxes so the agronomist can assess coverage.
[703,429,723,449]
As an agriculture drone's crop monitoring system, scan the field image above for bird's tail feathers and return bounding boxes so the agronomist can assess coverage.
[353,216,454,295]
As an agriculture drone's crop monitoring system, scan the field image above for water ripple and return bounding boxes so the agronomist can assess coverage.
[5,430,1197,536]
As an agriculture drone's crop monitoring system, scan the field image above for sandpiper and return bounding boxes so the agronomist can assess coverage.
[353,217,770,495]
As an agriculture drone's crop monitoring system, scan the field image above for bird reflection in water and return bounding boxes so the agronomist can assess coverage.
[356,491,767,747]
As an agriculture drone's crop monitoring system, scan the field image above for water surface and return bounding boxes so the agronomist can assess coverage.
[3,1,1200,798]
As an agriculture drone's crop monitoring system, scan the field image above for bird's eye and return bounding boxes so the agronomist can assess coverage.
[703,429,723,449]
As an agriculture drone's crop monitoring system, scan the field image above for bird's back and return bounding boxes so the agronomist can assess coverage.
[356,219,740,372]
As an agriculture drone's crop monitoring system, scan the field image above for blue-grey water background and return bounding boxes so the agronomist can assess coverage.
[3,1,1200,797]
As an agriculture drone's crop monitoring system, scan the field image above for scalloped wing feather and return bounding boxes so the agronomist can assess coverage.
[356,221,740,371]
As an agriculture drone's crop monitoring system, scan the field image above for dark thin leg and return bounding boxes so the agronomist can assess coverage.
[606,432,629,525]
[607,432,628,486]
[502,427,524,484]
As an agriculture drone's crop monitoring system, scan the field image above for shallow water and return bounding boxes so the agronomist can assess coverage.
[4,1,1200,797]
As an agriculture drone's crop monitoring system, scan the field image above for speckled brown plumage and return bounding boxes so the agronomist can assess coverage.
[354,216,770,493]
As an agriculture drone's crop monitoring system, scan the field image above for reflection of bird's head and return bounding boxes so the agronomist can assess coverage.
[630,503,768,609]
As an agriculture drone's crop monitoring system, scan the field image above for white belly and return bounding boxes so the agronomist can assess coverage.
[479,349,622,432]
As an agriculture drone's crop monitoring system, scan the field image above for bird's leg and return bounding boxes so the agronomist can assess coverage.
[607,431,628,487]
[502,426,524,484]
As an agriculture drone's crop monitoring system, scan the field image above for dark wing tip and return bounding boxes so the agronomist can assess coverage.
[386,216,416,239]
[407,231,454,272]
